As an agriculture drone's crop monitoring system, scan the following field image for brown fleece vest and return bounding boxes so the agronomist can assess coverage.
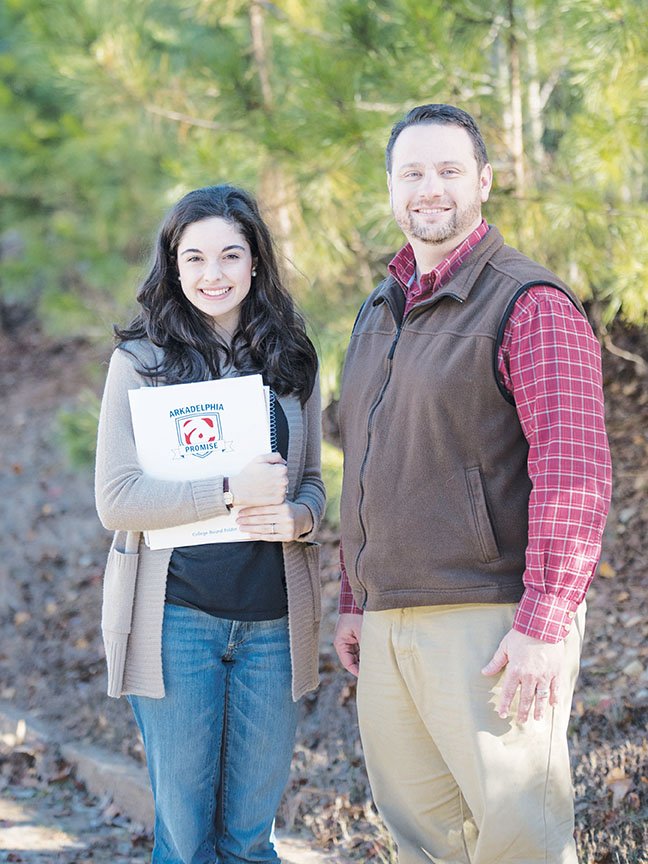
[338,227,586,611]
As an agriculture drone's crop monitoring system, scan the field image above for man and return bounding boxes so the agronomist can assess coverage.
[333,104,611,864]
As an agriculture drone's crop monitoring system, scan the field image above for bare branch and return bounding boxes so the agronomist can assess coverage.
[539,68,563,112]
[603,334,648,375]
[144,104,222,130]
[354,98,413,113]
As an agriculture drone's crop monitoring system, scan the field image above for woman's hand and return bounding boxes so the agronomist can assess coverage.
[236,501,313,542]
[228,453,288,507]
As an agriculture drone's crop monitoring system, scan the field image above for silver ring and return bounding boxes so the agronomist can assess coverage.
[271,523,276,534]
[536,689,550,698]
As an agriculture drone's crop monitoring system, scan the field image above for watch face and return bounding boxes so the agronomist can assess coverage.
[224,492,234,506]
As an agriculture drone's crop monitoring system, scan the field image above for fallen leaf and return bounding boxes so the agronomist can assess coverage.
[606,770,633,808]
[618,507,636,523]
[622,659,644,677]
[597,561,616,579]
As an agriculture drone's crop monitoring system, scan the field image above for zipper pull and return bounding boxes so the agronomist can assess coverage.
[387,326,402,360]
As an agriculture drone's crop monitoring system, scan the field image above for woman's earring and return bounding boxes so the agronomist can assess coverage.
[251,268,257,277]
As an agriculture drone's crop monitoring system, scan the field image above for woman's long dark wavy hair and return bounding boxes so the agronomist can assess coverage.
[115,184,317,404]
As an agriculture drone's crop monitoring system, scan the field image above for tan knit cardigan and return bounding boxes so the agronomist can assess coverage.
[95,340,325,701]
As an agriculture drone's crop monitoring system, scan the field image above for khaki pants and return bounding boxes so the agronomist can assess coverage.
[356,603,585,864]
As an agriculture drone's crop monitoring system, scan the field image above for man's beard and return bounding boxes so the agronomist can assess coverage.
[394,194,482,245]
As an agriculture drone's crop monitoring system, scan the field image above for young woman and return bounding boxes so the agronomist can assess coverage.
[95,185,325,864]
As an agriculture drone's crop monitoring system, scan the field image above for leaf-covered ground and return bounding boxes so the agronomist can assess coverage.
[0,324,646,862]
[0,727,151,863]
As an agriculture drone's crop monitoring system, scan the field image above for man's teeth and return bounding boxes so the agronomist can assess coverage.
[416,208,448,214]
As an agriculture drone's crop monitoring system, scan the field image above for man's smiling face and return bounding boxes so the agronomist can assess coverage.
[388,122,492,251]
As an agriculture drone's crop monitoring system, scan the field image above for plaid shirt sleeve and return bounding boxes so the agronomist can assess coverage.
[338,541,364,615]
[499,287,612,643]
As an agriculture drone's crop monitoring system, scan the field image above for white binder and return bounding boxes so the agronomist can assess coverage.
[128,374,270,549]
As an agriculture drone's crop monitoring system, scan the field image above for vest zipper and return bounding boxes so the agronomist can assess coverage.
[351,289,464,607]
[353,322,403,607]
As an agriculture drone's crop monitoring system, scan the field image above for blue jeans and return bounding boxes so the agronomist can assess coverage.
[129,604,299,864]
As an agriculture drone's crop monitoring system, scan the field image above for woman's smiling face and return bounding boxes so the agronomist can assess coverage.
[176,216,254,335]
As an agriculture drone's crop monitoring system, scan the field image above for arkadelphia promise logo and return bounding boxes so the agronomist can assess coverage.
[170,401,234,459]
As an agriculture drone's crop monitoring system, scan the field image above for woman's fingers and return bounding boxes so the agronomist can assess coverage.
[229,457,288,506]
[236,503,297,541]
[237,505,282,519]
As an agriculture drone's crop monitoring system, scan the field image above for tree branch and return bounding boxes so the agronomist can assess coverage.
[354,98,415,112]
[603,334,648,375]
[144,104,222,130]
[539,68,563,112]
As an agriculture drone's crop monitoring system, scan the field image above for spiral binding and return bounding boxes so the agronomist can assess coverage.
[269,389,278,453]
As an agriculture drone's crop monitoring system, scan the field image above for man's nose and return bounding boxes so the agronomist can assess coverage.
[419,170,444,197]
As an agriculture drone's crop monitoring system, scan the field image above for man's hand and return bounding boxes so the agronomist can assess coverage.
[333,613,363,677]
[481,628,565,723]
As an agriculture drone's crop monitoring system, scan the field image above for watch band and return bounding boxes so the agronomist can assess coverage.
[223,476,234,511]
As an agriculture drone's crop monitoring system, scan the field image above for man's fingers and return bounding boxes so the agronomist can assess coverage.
[481,645,507,677]
[496,670,519,718]
[517,677,544,723]
[341,649,360,677]
[334,641,360,676]
[533,684,551,721]
[549,676,560,707]
[485,629,565,722]
[333,615,364,677]
[499,676,555,722]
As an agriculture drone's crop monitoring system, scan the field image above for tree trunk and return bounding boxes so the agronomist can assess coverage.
[526,3,546,180]
[248,1,297,271]
[249,0,273,111]
[507,0,527,198]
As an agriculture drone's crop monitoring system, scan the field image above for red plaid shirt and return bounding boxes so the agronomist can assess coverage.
[339,221,612,643]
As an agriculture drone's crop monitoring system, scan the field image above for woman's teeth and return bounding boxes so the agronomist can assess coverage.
[201,286,231,297]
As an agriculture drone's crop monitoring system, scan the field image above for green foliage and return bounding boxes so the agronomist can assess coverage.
[1,0,647,383]
[321,440,344,528]
[56,390,100,469]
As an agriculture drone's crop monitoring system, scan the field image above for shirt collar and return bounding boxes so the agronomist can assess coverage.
[388,219,490,296]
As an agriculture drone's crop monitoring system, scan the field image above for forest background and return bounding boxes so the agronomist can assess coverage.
[0,0,647,862]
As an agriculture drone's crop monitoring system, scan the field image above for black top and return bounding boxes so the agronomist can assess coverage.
[166,394,289,621]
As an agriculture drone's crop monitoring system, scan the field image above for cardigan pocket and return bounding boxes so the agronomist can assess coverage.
[465,467,502,563]
[304,542,322,622]
[101,545,139,636]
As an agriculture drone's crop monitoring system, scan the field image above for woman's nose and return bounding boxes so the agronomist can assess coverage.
[203,260,224,282]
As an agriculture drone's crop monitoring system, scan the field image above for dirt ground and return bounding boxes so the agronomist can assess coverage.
[0,726,152,864]
[0,323,646,863]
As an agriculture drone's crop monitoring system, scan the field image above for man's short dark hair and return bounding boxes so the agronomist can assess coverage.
[385,104,489,173]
